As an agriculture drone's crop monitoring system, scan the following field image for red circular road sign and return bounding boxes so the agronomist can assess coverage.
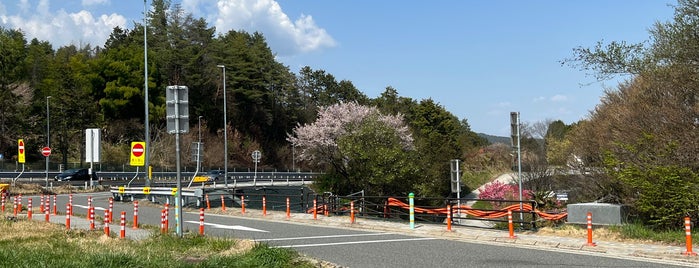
[41,147,51,157]
[132,143,144,157]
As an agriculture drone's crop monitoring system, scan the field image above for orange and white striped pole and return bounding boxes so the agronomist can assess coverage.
[13,196,17,216]
[65,204,71,230]
[221,195,226,211]
[17,194,22,212]
[40,195,44,213]
[324,204,329,217]
[160,209,166,234]
[350,201,355,224]
[1,193,5,212]
[199,208,205,236]
[313,199,317,220]
[104,210,110,236]
[89,206,95,230]
[133,201,139,229]
[286,197,290,220]
[262,196,267,216]
[508,210,516,239]
[52,195,57,216]
[68,194,73,216]
[164,204,169,232]
[241,196,246,214]
[27,198,32,220]
[446,204,452,231]
[586,212,596,246]
[108,197,114,223]
[44,200,50,222]
[205,194,211,210]
[683,217,696,255]
[119,211,126,239]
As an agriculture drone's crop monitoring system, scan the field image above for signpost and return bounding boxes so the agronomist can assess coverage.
[252,150,261,186]
[166,85,189,238]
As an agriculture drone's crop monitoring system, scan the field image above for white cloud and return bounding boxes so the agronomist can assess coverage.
[1,1,125,49]
[214,0,336,55]
[532,96,545,102]
[550,94,568,102]
[82,0,109,6]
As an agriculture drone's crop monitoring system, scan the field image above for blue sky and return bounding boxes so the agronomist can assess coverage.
[0,0,676,136]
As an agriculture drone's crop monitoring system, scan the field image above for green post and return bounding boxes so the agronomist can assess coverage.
[409,192,415,229]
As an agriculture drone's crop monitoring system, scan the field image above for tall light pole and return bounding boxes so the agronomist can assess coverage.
[197,115,203,172]
[143,0,151,186]
[217,65,228,188]
[45,96,51,187]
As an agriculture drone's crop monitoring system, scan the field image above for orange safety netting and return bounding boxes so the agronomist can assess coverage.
[386,197,567,221]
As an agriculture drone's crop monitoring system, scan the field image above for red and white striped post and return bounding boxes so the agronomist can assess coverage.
[446,204,452,231]
[205,194,211,210]
[324,204,328,217]
[40,195,44,213]
[89,206,95,230]
[108,197,114,223]
[164,204,169,232]
[65,204,71,230]
[133,201,139,229]
[13,196,17,216]
[586,212,596,246]
[27,198,32,220]
[104,210,110,236]
[1,193,5,212]
[221,195,226,211]
[241,196,246,214]
[17,194,22,212]
[160,209,166,234]
[44,200,50,222]
[119,211,126,239]
[68,194,73,216]
[313,199,317,220]
[350,201,355,224]
[87,196,92,210]
[199,208,205,236]
[52,195,57,215]
[683,217,696,255]
[508,210,516,239]
[286,197,290,220]
[262,196,267,216]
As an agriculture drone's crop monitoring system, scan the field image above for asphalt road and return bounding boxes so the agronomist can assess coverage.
[41,192,690,268]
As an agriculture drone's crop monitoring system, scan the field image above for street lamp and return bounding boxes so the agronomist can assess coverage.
[45,96,51,187]
[217,65,228,188]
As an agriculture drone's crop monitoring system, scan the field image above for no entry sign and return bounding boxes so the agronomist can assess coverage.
[41,147,51,157]
[130,141,145,166]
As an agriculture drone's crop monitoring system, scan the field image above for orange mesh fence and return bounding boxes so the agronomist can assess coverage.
[386,197,567,221]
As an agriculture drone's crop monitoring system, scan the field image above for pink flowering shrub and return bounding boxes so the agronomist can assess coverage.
[478,181,532,209]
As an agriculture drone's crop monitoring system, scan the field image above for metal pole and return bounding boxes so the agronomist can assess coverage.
[144,0,151,187]
[516,112,523,224]
[217,65,228,188]
[45,96,51,188]
[198,116,202,171]
[174,87,183,237]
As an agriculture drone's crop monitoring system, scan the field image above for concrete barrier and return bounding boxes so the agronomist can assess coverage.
[568,203,629,225]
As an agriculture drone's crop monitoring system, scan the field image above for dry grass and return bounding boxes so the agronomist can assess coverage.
[532,224,659,244]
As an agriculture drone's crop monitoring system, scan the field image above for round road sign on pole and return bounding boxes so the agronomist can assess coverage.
[132,143,144,157]
[41,147,51,157]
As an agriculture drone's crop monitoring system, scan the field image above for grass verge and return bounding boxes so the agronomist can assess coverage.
[0,218,324,268]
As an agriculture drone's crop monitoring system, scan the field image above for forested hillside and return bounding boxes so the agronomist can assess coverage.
[0,1,488,197]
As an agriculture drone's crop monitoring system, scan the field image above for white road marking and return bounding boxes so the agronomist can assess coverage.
[257,233,389,242]
[184,221,268,233]
[273,237,437,248]
[72,204,106,211]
